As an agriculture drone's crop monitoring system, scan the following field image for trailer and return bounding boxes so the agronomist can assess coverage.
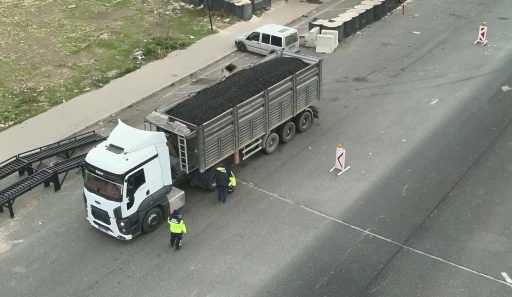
[83,51,322,240]
[144,51,322,190]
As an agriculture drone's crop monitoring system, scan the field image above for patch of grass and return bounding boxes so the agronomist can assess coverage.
[0,0,241,131]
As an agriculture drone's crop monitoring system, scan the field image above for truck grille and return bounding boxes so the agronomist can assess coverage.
[91,205,111,225]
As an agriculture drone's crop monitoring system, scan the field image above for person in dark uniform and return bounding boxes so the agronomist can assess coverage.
[216,167,230,203]
[168,209,187,250]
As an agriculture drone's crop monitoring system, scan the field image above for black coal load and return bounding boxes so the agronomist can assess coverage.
[166,57,309,125]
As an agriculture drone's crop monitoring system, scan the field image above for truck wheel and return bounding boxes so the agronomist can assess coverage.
[277,121,296,143]
[264,133,279,154]
[294,111,312,133]
[207,169,218,191]
[142,207,163,234]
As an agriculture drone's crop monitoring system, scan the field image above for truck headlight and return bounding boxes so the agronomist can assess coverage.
[116,218,130,234]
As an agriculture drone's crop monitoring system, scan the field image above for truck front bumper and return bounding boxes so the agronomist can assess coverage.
[86,214,133,241]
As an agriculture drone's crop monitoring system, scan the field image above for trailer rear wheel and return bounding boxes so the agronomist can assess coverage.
[142,207,163,234]
[277,121,296,143]
[264,133,279,154]
[294,111,312,133]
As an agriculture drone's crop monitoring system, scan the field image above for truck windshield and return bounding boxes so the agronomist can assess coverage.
[84,170,123,202]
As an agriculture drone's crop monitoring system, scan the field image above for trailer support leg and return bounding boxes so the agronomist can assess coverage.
[7,200,14,218]
[52,174,61,192]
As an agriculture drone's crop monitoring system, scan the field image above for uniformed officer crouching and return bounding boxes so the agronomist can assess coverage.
[168,209,187,250]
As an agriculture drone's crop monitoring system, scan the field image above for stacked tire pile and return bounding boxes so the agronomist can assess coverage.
[187,0,271,21]
[309,0,403,43]
[166,57,308,125]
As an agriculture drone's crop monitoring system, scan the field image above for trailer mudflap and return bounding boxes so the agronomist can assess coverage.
[310,106,320,119]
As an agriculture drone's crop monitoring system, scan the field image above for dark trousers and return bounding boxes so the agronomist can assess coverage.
[170,232,183,247]
[217,187,228,202]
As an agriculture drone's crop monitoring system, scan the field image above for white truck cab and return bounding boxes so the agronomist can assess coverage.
[235,24,300,55]
[83,120,184,240]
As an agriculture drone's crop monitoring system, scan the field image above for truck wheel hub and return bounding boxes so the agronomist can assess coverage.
[148,213,159,226]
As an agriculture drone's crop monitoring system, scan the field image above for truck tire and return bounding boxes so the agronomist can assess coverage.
[294,111,312,133]
[264,133,279,154]
[207,169,218,191]
[142,207,163,234]
[277,121,296,143]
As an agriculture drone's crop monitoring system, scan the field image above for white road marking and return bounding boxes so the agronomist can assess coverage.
[430,98,439,105]
[502,272,512,284]
[238,179,512,288]
[502,85,511,92]
[8,239,24,244]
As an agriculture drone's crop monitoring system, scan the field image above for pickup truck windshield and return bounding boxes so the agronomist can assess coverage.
[84,170,123,201]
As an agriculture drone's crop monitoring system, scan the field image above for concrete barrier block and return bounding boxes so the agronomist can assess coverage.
[370,0,385,21]
[323,20,344,42]
[316,34,335,54]
[337,13,354,38]
[322,29,339,48]
[355,4,375,25]
[305,27,320,48]
[344,11,361,35]
[379,0,390,15]
[309,19,328,34]
[350,8,368,29]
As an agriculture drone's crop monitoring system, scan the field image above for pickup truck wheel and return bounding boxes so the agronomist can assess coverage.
[294,111,312,133]
[237,42,247,52]
[264,133,279,154]
[142,207,163,234]
[277,121,296,143]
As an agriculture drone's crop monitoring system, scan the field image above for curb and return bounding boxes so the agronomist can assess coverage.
[76,0,340,137]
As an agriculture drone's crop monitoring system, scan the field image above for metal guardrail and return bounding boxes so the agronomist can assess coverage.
[0,131,105,180]
[0,154,88,218]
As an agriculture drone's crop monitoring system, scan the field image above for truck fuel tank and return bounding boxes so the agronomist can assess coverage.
[168,187,185,213]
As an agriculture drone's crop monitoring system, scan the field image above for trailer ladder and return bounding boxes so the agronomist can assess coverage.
[177,135,189,173]
[0,131,106,181]
[0,154,88,218]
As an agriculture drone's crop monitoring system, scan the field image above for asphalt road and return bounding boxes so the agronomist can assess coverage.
[2,0,512,296]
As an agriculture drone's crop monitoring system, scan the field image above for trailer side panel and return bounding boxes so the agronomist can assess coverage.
[237,93,267,148]
[201,110,236,172]
[296,63,321,112]
[268,77,294,130]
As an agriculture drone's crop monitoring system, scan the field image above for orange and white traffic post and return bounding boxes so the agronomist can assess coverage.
[474,22,488,46]
[329,143,351,176]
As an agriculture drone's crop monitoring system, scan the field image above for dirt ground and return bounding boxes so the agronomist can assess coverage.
[0,0,237,130]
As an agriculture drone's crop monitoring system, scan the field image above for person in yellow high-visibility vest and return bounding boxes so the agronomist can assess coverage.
[228,169,236,194]
[216,165,237,194]
[168,209,187,250]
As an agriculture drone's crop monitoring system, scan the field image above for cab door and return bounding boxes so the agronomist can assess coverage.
[123,168,149,217]
[260,33,272,55]
[245,31,263,54]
